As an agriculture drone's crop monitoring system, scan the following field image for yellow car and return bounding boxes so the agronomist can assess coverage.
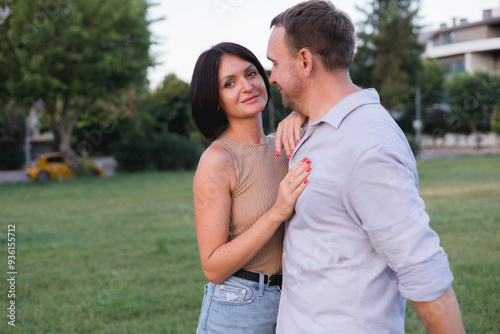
[25,152,104,180]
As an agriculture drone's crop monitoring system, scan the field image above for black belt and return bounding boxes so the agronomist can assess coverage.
[232,269,282,286]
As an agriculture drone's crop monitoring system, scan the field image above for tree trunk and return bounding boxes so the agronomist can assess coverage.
[471,123,482,149]
[58,128,78,169]
[45,97,81,169]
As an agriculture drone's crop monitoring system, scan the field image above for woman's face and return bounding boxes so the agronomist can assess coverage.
[218,54,268,121]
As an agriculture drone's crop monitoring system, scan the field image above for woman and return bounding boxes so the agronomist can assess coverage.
[190,42,311,333]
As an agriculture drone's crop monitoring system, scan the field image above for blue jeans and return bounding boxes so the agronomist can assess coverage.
[196,274,281,333]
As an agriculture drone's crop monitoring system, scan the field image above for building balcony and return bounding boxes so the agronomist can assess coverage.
[423,37,500,59]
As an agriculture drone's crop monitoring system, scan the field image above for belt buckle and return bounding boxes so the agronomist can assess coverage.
[268,274,279,286]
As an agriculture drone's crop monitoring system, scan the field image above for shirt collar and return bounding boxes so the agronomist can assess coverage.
[312,88,381,129]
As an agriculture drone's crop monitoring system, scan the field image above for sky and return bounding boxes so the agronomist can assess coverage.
[146,0,500,89]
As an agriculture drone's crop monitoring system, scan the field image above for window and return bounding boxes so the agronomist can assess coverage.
[47,156,64,163]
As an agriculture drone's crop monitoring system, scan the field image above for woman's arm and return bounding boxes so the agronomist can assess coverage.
[193,144,310,283]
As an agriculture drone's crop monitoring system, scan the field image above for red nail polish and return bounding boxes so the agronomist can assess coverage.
[296,139,299,144]
[291,149,294,154]
[306,159,311,164]
[303,179,308,184]
[306,167,311,172]
[302,158,308,162]
[276,151,280,157]
[287,155,291,160]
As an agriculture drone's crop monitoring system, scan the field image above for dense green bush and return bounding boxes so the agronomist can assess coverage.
[112,131,203,172]
[110,73,203,172]
[492,105,500,135]
[446,71,500,133]
[0,143,25,170]
[0,108,25,170]
[156,132,204,170]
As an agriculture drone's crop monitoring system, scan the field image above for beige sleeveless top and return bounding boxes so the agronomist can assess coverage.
[214,134,289,275]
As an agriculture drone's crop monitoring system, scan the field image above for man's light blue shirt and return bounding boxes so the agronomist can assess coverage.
[277,89,453,334]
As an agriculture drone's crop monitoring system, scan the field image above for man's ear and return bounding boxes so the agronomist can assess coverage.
[298,48,314,77]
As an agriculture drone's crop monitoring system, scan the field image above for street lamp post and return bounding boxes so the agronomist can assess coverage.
[24,116,31,165]
[413,86,423,154]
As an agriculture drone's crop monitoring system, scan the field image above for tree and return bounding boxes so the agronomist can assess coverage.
[392,58,446,135]
[419,59,446,111]
[492,105,500,148]
[111,74,203,172]
[446,71,500,145]
[0,105,25,170]
[0,0,153,165]
[141,74,194,137]
[411,58,446,132]
[71,91,136,157]
[351,0,424,113]
[492,106,500,134]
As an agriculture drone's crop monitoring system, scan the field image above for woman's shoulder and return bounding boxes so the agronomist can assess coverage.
[194,143,235,187]
[201,142,233,167]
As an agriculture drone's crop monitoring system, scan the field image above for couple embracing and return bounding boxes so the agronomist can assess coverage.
[190,1,465,333]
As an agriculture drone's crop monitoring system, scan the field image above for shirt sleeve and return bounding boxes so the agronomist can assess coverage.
[344,144,454,302]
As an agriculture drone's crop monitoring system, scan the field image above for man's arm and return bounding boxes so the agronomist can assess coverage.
[345,144,465,333]
[411,286,465,334]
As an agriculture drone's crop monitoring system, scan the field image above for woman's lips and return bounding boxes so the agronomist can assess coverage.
[241,94,259,103]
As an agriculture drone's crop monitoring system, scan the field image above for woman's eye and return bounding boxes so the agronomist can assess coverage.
[224,81,234,88]
[247,71,257,78]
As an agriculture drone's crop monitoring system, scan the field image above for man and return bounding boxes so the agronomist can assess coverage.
[266,1,465,333]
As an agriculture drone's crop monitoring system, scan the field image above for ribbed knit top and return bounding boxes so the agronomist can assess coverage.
[213,134,289,275]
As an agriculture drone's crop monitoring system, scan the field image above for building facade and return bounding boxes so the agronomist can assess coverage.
[421,5,500,75]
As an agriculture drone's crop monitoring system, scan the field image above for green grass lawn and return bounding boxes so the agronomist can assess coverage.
[0,154,499,333]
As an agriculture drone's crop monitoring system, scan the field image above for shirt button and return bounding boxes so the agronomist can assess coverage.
[282,252,287,259]
[291,158,295,163]
[220,285,224,290]
[242,289,246,294]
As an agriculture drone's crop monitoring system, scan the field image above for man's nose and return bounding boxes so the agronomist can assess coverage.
[269,69,276,85]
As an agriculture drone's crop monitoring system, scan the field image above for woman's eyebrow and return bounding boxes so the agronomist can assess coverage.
[219,64,255,84]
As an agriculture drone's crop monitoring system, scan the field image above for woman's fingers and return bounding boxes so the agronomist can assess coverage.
[275,112,305,159]
[286,158,311,193]
[293,123,301,146]
[275,122,284,157]
[278,121,294,159]
[283,120,300,159]
[291,171,309,196]
[274,158,311,220]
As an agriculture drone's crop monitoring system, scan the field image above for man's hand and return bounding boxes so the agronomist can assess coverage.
[275,111,308,159]
[411,287,465,334]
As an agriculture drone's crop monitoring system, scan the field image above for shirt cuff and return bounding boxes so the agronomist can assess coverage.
[397,251,454,302]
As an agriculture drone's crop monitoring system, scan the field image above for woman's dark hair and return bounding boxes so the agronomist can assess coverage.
[190,42,271,140]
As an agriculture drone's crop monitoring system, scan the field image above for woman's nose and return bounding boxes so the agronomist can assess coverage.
[241,78,253,91]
